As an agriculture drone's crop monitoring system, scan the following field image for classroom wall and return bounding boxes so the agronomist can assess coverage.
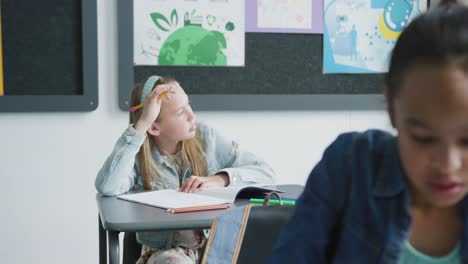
[0,1,391,263]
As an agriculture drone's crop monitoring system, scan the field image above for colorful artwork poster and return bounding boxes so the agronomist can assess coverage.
[134,0,245,66]
[323,0,427,73]
[246,0,323,33]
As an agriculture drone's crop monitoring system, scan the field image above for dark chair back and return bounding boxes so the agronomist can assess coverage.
[123,232,142,264]
[201,195,295,264]
[236,205,295,263]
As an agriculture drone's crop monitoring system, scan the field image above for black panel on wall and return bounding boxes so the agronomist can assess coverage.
[3,0,82,95]
[0,0,98,112]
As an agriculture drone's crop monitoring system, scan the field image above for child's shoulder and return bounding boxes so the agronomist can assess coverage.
[325,129,397,168]
[332,129,395,152]
[321,130,401,199]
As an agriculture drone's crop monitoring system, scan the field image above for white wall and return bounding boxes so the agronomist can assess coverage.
[0,1,391,263]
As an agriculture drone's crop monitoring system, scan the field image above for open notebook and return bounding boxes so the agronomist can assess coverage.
[118,185,284,213]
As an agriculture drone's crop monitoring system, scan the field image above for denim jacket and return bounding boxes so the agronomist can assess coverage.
[95,122,275,248]
[269,130,468,264]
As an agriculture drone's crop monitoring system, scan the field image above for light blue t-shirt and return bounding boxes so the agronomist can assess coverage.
[399,241,461,264]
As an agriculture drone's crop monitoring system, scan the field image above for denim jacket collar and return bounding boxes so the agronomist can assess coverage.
[461,196,468,263]
[372,137,407,198]
[150,144,167,166]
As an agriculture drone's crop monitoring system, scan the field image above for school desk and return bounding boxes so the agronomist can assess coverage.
[96,184,304,264]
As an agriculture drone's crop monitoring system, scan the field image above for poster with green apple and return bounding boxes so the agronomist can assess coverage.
[134,0,245,66]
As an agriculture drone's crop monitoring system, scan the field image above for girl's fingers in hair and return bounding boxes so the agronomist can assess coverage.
[153,84,176,99]
[153,84,173,94]
[162,85,177,100]
[147,85,172,102]
[144,90,161,105]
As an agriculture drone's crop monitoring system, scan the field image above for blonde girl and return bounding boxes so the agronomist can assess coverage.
[96,76,275,264]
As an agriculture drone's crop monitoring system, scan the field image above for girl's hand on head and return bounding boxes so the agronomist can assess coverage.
[134,84,175,132]
[179,174,230,193]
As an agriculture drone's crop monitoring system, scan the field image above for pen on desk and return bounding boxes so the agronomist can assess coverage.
[249,198,296,206]
[166,204,232,214]
[130,92,167,112]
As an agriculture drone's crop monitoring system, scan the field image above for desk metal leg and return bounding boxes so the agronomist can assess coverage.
[98,215,107,264]
[108,230,120,264]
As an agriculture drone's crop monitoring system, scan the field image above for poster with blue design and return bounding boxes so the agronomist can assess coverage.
[134,0,245,66]
[323,0,427,73]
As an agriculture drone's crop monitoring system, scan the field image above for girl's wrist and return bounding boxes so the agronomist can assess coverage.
[215,173,230,187]
[134,120,151,134]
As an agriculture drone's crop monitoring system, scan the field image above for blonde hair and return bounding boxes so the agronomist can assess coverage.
[129,77,208,190]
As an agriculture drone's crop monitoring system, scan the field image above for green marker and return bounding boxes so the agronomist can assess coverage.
[249,198,296,206]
